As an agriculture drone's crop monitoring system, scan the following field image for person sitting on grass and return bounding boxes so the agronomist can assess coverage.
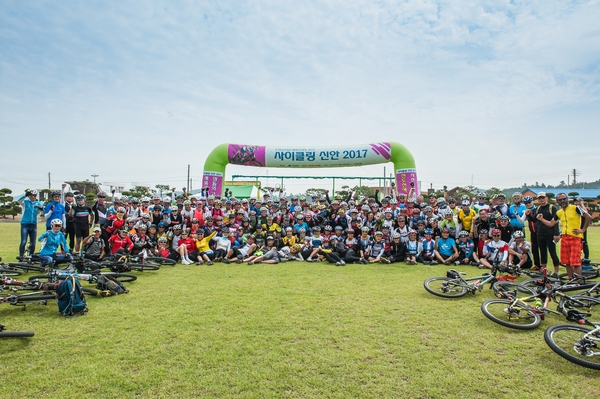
[479,228,509,270]
[419,228,436,265]
[107,227,134,255]
[387,232,406,264]
[223,235,257,264]
[456,230,477,265]
[368,231,388,264]
[38,219,71,267]
[508,230,532,269]
[177,229,197,265]
[248,236,281,265]
[82,227,105,261]
[195,229,217,265]
[434,227,459,265]
[405,230,422,265]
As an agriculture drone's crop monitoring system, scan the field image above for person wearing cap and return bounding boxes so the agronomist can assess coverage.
[19,189,44,258]
[70,194,94,253]
[434,227,460,265]
[44,189,66,231]
[82,227,105,261]
[555,193,592,280]
[195,229,217,265]
[533,192,560,276]
[92,191,108,226]
[247,236,280,265]
[62,188,76,249]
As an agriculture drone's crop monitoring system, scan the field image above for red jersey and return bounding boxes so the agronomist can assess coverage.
[107,235,134,254]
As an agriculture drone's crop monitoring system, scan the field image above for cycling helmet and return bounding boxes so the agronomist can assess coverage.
[499,215,510,222]
[407,197,416,203]
[158,222,167,228]
[296,214,304,220]
[324,225,333,231]
[204,216,213,221]
[419,202,428,209]
[170,206,178,212]
[461,195,470,201]
[142,197,150,202]
[444,209,453,216]
[424,228,433,235]
[183,200,191,205]
[497,193,506,198]
[429,217,438,224]
[334,225,343,230]
[447,197,456,204]
[361,226,370,232]
[346,228,355,233]
[149,224,157,229]
[408,229,417,235]
[374,231,383,236]
[299,228,306,233]
[458,230,469,237]
[477,192,486,199]
[26,189,38,196]
[117,207,126,213]
[491,228,501,236]
[126,217,135,223]
[312,226,321,232]
[350,209,358,214]
[361,205,370,211]
[461,200,470,206]
[512,230,525,239]
[141,213,150,218]
[285,227,293,232]
[437,198,446,205]
[50,218,63,226]
[478,229,488,235]
[424,206,433,212]
[98,191,107,198]
[384,209,393,214]
[513,192,522,198]
[523,196,533,204]
[389,199,398,205]
[51,190,61,197]
[330,236,339,242]
[132,197,140,204]
[163,196,172,203]
[75,194,85,201]
[173,225,182,230]
[392,232,401,239]
[158,237,168,243]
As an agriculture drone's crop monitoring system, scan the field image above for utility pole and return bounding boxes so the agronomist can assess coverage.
[91,174,99,183]
[48,172,51,189]
[572,169,579,186]
[187,164,190,192]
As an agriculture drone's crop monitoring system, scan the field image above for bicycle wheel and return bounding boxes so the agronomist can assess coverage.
[562,295,600,312]
[0,267,22,276]
[145,257,176,266]
[559,271,599,283]
[423,277,468,298]
[0,331,35,337]
[481,299,542,330]
[492,282,537,299]
[6,262,45,273]
[125,263,160,271]
[101,273,137,283]
[544,324,600,370]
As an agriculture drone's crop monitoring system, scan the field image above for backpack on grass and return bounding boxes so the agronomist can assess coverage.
[56,275,88,316]
[95,275,128,297]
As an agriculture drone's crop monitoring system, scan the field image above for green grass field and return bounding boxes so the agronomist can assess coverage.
[2,223,600,398]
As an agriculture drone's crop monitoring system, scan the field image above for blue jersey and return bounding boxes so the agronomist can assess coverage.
[44,201,65,227]
[436,237,456,257]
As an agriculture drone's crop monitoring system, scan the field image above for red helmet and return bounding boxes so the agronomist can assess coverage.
[491,228,501,236]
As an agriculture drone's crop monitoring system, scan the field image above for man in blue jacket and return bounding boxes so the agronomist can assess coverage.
[19,189,44,257]
[44,190,66,230]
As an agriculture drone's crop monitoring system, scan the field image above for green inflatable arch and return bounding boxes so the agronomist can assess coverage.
[202,142,418,197]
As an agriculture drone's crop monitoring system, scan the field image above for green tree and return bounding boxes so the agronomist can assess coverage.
[305,188,328,199]
[351,185,374,199]
[0,188,16,219]
[568,192,580,197]
[122,186,153,199]
[485,187,503,198]
[155,184,171,198]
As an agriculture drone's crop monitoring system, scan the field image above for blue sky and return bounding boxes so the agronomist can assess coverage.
[1,0,599,195]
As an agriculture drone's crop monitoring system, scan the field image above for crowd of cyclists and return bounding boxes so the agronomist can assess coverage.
[18,184,592,274]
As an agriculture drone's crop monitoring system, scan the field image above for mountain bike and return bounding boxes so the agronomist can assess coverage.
[544,319,600,370]
[481,272,600,330]
[0,324,34,338]
[0,293,57,309]
[100,254,161,272]
[1,275,98,298]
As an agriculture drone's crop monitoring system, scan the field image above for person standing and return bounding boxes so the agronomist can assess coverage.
[19,189,44,257]
[62,187,76,250]
[70,194,94,253]
[44,190,66,230]
[555,193,592,280]
[533,192,560,277]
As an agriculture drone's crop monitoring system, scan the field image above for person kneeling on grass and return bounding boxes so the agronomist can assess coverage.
[434,227,459,265]
[479,228,509,270]
[418,228,436,265]
[368,231,388,264]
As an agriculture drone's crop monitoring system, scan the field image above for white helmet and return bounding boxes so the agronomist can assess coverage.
[51,218,63,226]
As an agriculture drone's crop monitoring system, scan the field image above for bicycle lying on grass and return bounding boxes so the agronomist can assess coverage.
[544,318,600,370]
[423,263,536,299]
[0,323,34,338]
[481,270,600,330]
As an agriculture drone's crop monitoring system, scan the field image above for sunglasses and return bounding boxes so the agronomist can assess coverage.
[492,234,501,237]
